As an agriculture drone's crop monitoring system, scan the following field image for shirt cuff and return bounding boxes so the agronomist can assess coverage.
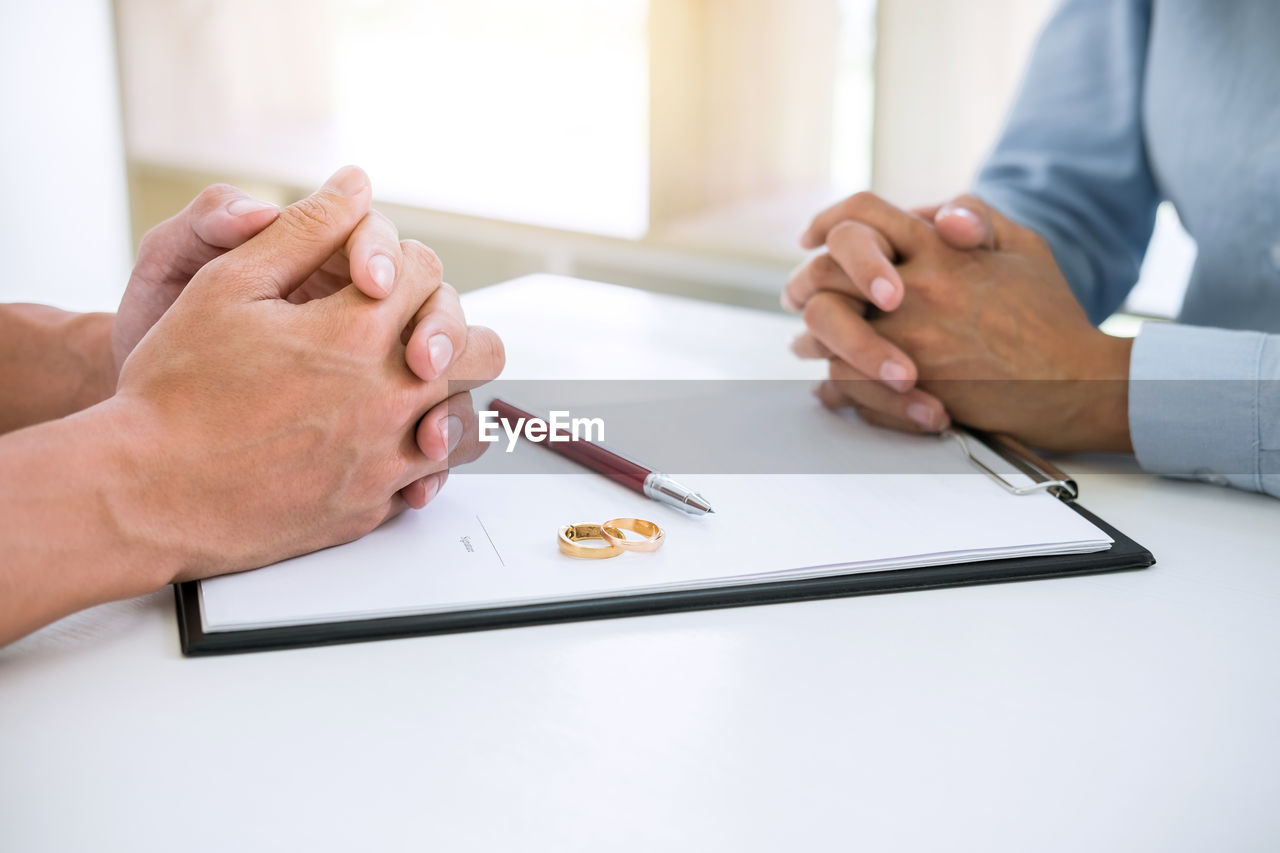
[1129,322,1279,496]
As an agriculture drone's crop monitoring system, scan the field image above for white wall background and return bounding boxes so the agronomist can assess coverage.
[0,0,131,312]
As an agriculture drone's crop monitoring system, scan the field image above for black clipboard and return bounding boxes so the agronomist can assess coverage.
[174,431,1154,656]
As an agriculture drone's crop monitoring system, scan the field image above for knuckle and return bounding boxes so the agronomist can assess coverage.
[802,290,840,327]
[282,195,340,235]
[824,223,861,261]
[847,190,880,213]
[196,182,237,209]
[136,224,169,260]
[429,284,465,329]
[825,219,862,247]
[402,239,444,278]
[362,209,401,247]
[466,327,506,376]
[811,254,849,290]
[365,208,395,232]
[903,213,934,242]
[448,390,476,419]
[436,280,458,302]
[829,222,889,271]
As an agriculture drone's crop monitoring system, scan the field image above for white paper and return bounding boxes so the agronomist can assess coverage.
[199,467,1112,632]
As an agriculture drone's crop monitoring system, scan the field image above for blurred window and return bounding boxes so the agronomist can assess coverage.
[117,0,874,242]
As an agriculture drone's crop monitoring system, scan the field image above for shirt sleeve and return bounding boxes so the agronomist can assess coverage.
[1129,324,1280,498]
[973,0,1159,324]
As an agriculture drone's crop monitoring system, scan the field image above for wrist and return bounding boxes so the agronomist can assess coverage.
[71,312,119,406]
[1071,332,1134,453]
[0,397,188,643]
[0,307,116,434]
[88,395,198,590]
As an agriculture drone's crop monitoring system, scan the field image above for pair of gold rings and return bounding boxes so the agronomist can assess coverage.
[557,518,665,559]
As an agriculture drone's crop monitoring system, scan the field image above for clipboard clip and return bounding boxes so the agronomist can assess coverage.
[945,428,1079,500]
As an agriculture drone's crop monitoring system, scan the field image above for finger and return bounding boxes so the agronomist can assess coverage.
[910,204,941,221]
[209,165,373,300]
[783,252,856,313]
[376,494,410,528]
[404,326,504,451]
[817,361,950,432]
[404,282,466,381]
[345,209,402,299]
[789,331,833,360]
[379,239,445,329]
[287,210,404,304]
[134,184,279,284]
[398,470,448,511]
[803,291,918,392]
[934,194,998,250]
[186,185,280,251]
[852,403,944,435]
[440,325,506,391]
[415,391,482,464]
[285,267,351,304]
[824,220,905,311]
[799,191,930,258]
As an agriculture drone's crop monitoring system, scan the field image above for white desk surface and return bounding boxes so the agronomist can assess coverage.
[3,274,1277,852]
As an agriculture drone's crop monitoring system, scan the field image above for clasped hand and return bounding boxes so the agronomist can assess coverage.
[108,166,504,583]
[784,192,1133,453]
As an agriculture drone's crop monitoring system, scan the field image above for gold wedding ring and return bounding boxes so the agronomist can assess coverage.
[558,523,625,559]
[599,518,665,552]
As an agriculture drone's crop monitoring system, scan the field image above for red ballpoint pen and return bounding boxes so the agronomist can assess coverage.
[489,398,714,515]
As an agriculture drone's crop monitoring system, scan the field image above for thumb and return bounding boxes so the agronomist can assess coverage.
[214,165,373,300]
[933,194,1000,250]
[133,184,278,288]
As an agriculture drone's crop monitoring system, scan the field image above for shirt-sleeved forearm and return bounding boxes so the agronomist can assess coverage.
[973,0,1159,324]
[1130,323,1280,498]
[969,0,1280,498]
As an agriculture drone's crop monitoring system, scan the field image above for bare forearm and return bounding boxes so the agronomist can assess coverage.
[0,305,116,434]
[0,399,180,645]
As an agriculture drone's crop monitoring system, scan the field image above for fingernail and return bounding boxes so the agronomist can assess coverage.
[227,198,277,216]
[441,416,463,455]
[324,165,368,197]
[367,253,395,295]
[939,204,979,224]
[428,333,454,375]
[420,474,441,503]
[870,276,897,309]
[907,403,937,430]
[879,361,912,392]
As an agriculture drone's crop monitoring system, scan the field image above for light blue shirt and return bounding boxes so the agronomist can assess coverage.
[973,0,1280,498]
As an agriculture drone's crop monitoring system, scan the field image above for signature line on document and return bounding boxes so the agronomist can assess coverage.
[476,515,505,567]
